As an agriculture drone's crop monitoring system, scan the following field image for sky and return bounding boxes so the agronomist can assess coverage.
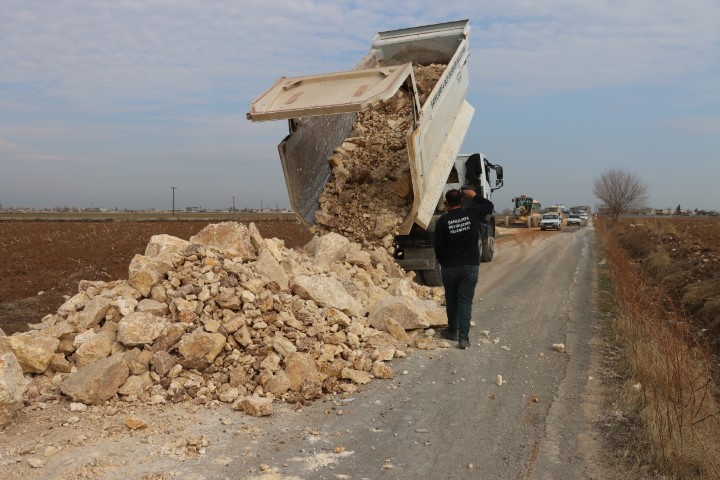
[1,0,719,213]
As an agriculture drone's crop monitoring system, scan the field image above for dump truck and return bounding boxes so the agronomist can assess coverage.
[247,19,504,286]
[504,195,542,228]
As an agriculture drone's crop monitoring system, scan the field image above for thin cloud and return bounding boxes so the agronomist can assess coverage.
[663,116,720,135]
[0,137,92,163]
[0,1,718,209]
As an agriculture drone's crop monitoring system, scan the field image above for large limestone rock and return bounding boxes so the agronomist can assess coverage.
[128,255,164,297]
[368,296,430,331]
[384,318,411,345]
[263,370,292,396]
[0,333,59,374]
[177,329,226,362]
[0,352,27,427]
[344,244,372,267]
[118,372,153,397]
[247,222,265,250]
[113,297,139,316]
[57,292,90,317]
[145,234,191,258]
[417,299,448,327]
[60,353,130,405]
[150,351,177,377]
[284,352,326,391]
[234,395,273,416]
[387,278,419,299]
[67,295,113,329]
[254,249,289,291]
[370,248,406,278]
[271,334,297,358]
[304,232,350,269]
[137,299,168,316]
[73,331,114,368]
[118,312,167,346]
[189,222,257,261]
[341,367,372,384]
[291,275,363,317]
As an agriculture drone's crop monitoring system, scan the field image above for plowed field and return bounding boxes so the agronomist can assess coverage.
[0,220,313,335]
[611,216,720,355]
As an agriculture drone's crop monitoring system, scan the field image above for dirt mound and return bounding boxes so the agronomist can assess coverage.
[0,222,447,421]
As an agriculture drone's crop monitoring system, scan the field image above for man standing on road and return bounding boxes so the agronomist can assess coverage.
[434,188,493,349]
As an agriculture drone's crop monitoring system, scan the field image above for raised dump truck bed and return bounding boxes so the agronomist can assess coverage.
[247,20,474,235]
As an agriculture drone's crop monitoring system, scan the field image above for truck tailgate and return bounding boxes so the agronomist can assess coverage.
[247,64,416,122]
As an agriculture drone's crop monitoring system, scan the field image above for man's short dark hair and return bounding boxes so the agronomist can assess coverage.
[445,189,464,207]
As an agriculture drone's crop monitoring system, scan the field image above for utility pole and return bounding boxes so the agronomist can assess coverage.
[171,186,177,215]
[260,200,263,212]
[232,196,235,212]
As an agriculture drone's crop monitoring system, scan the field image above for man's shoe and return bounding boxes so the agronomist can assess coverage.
[439,328,458,341]
[458,337,470,349]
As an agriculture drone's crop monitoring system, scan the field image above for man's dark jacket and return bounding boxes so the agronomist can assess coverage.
[434,196,494,268]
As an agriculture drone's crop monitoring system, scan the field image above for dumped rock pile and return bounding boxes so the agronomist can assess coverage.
[0,222,445,423]
[313,64,447,249]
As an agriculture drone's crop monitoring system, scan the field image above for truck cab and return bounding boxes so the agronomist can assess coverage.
[392,152,503,285]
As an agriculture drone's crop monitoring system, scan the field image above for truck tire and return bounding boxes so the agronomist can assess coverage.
[481,235,494,262]
[481,221,495,262]
[422,261,443,287]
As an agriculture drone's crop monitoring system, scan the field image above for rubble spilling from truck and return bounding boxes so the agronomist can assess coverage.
[0,222,447,425]
[313,63,447,250]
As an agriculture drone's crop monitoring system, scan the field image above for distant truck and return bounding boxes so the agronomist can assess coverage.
[505,195,542,228]
[544,205,564,225]
[247,20,504,286]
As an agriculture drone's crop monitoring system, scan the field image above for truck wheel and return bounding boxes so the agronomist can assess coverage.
[421,262,443,287]
[481,235,494,262]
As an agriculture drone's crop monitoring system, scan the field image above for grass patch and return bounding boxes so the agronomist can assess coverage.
[596,219,720,478]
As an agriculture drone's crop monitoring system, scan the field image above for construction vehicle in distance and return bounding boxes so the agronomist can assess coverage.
[504,195,542,228]
[247,20,504,286]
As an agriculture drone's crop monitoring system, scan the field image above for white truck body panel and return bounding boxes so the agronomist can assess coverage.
[247,20,473,235]
[248,64,418,121]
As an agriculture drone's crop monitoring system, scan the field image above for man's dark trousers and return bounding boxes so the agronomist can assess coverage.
[441,265,479,340]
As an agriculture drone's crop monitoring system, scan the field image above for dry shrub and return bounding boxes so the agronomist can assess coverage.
[683,281,720,322]
[645,248,673,278]
[597,219,720,478]
[615,224,655,258]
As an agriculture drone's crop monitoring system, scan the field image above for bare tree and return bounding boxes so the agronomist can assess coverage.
[593,169,648,220]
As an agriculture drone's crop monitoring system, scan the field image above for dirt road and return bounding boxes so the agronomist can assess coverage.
[1,223,615,479]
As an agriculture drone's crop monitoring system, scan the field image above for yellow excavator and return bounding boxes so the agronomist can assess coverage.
[504,195,542,228]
